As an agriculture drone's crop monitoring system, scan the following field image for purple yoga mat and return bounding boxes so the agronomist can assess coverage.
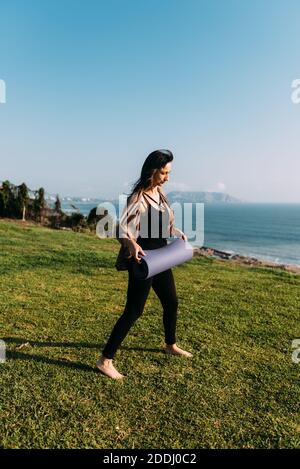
[132,238,194,280]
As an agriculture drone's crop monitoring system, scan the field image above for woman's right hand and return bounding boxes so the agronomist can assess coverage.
[128,240,147,264]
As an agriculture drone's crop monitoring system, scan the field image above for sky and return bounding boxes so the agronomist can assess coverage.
[0,0,300,202]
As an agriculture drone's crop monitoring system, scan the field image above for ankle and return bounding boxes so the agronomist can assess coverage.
[98,356,113,365]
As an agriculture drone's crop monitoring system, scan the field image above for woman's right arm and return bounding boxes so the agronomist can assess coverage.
[117,194,146,263]
[126,239,146,264]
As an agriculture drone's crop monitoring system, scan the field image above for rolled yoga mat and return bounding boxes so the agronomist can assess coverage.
[133,238,194,280]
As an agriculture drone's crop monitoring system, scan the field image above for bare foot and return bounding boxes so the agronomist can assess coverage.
[96,357,125,380]
[165,344,193,357]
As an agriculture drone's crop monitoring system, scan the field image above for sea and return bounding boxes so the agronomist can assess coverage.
[57,200,300,267]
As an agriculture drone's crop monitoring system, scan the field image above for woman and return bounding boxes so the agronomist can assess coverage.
[96,149,193,380]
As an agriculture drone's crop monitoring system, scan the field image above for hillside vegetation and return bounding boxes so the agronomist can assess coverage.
[0,219,299,448]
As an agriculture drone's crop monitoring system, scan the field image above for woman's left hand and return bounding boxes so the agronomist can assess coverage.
[181,233,188,241]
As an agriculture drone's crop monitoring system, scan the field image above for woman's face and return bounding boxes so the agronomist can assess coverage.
[153,162,172,187]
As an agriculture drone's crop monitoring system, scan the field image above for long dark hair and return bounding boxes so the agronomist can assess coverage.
[128,149,173,200]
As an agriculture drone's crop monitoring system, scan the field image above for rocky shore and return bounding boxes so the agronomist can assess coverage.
[193,246,300,275]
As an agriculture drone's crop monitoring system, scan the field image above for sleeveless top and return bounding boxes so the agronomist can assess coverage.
[136,192,169,250]
[115,188,184,270]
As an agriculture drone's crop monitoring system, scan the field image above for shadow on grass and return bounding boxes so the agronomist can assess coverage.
[3,337,164,372]
[4,336,107,349]
[3,336,162,353]
[6,350,97,373]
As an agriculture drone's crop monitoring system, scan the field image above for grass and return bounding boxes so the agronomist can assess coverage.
[0,218,300,449]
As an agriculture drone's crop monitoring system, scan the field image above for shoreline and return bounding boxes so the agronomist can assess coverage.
[1,217,299,275]
[193,245,300,275]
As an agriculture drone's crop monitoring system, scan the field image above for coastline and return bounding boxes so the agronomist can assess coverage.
[1,217,299,275]
[193,245,300,275]
[53,202,300,272]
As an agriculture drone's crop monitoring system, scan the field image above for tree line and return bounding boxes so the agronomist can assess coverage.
[0,180,49,222]
[0,179,104,231]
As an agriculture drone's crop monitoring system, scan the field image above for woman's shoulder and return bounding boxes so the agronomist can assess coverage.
[157,187,169,205]
[127,190,142,203]
[126,190,147,210]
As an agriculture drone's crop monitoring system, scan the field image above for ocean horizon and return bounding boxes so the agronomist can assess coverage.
[54,200,300,268]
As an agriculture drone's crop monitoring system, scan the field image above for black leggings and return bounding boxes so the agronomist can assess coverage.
[102,259,178,359]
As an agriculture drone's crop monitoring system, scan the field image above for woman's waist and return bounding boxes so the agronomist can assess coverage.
[136,236,167,249]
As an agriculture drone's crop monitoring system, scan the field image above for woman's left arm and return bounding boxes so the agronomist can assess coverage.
[168,204,187,241]
[170,222,187,241]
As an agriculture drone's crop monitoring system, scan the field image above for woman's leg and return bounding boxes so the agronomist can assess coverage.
[151,268,178,345]
[152,268,193,357]
[101,261,153,359]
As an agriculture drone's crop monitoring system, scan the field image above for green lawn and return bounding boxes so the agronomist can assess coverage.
[0,219,300,449]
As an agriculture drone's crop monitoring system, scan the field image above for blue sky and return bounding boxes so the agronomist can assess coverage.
[0,0,300,201]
